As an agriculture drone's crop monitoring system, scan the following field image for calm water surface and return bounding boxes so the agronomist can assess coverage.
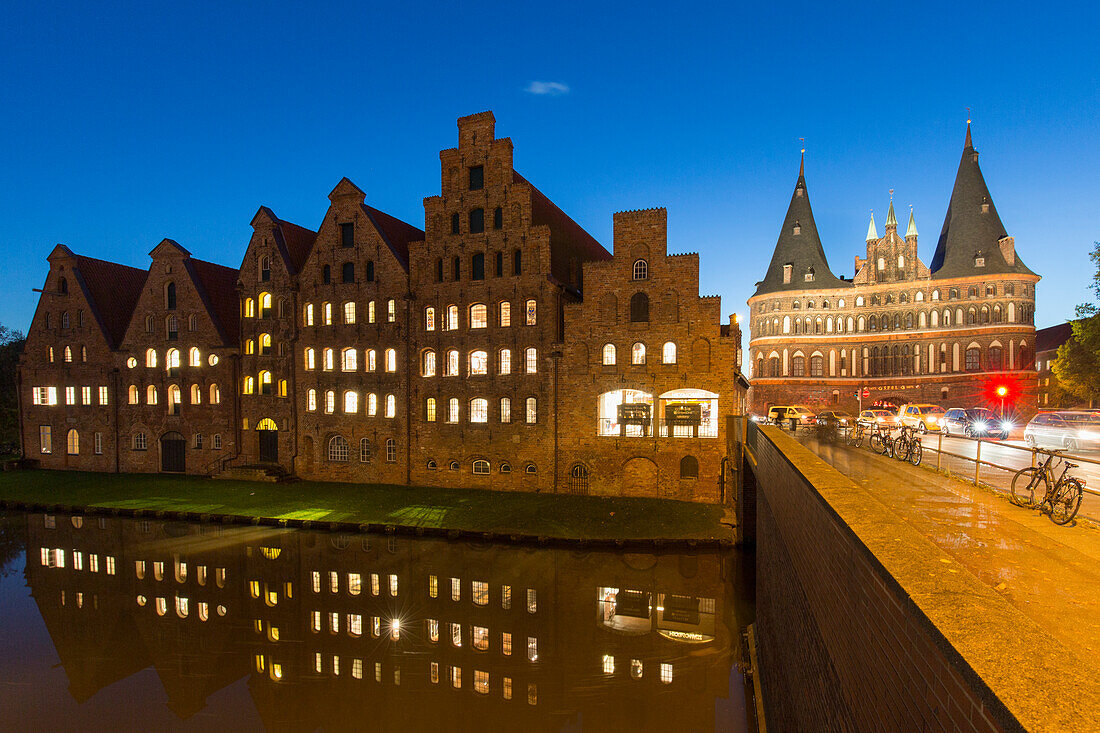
[0,509,754,731]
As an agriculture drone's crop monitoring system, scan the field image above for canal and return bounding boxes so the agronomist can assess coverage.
[0,509,756,731]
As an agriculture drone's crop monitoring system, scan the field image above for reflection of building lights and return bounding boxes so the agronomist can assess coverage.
[390,618,401,640]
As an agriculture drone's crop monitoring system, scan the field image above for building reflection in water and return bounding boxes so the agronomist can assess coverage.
[24,511,752,731]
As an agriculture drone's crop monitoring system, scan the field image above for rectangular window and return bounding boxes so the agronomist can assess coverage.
[514,250,522,276]
[348,573,361,595]
[314,653,322,673]
[660,662,673,684]
[472,580,488,606]
[106,556,116,575]
[428,618,439,642]
[73,551,83,570]
[603,654,615,675]
[65,387,75,405]
[94,432,102,455]
[526,397,537,424]
[500,397,511,423]
[503,677,512,700]
[429,574,438,597]
[502,631,512,655]
[353,658,363,680]
[98,386,108,405]
[348,614,362,636]
[372,616,381,637]
[495,251,503,277]
[371,573,380,596]
[472,625,489,651]
[311,610,321,632]
[451,666,462,689]
[311,570,321,593]
[527,588,537,613]
[387,299,395,323]
[389,574,398,596]
[525,299,536,325]
[471,253,485,281]
[81,386,91,405]
[430,662,439,684]
[525,348,537,373]
[329,570,339,593]
[502,584,512,609]
[469,165,484,190]
[474,670,489,694]
[499,349,512,375]
[340,222,354,248]
[40,426,52,454]
[451,577,461,601]
[451,622,462,647]
[375,662,382,682]
[527,636,538,662]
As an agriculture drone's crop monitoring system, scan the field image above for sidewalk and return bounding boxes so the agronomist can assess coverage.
[797,434,1100,694]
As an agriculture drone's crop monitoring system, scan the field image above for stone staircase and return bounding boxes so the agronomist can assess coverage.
[213,464,295,483]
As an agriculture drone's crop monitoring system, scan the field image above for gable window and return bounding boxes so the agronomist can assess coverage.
[451,213,460,235]
[166,282,176,310]
[804,267,815,282]
[493,207,503,229]
[471,253,485,280]
[365,260,374,281]
[260,256,270,282]
[342,262,355,283]
[630,292,649,322]
[322,265,331,284]
[513,249,522,276]
[633,260,648,280]
[340,223,354,248]
[469,208,484,234]
[469,165,484,190]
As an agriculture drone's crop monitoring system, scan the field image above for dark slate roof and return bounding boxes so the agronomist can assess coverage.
[71,252,148,349]
[1035,322,1073,353]
[512,171,612,285]
[185,257,241,345]
[360,203,424,271]
[754,157,849,296]
[254,206,317,276]
[930,123,1035,279]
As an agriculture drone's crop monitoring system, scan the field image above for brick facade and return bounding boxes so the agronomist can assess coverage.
[17,111,746,503]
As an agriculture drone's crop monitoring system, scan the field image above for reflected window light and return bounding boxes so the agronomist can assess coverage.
[429,574,438,598]
[475,670,489,694]
[389,574,398,596]
[503,677,512,700]
[371,573,380,596]
[501,584,511,610]
[451,577,461,601]
[348,573,361,595]
[660,662,673,684]
[603,654,615,675]
[352,658,363,680]
[473,625,489,651]
[631,659,643,679]
[390,618,400,641]
[428,618,439,642]
[502,632,512,656]
[430,662,440,684]
[451,622,462,647]
[527,636,538,662]
[311,571,321,593]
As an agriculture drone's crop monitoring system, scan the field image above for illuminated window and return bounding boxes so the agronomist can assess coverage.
[323,348,333,371]
[525,348,537,373]
[469,303,487,329]
[527,588,537,613]
[431,662,439,683]
[385,394,396,418]
[304,348,315,370]
[145,349,157,368]
[602,343,616,365]
[500,397,511,423]
[503,677,513,700]
[329,611,340,633]
[242,376,254,395]
[527,636,538,662]
[386,299,395,322]
[631,659,643,678]
[327,434,348,461]
[448,398,459,423]
[385,348,396,372]
[371,574,380,596]
[444,349,459,376]
[472,458,490,474]
[425,307,436,331]
[244,298,255,318]
[323,302,333,325]
[429,575,439,598]
[348,614,362,636]
[528,683,537,705]
[389,574,399,596]
[147,385,159,404]
[446,305,459,330]
[367,392,377,416]
[422,350,436,376]
[525,397,537,424]
[660,662,673,683]
[367,349,377,371]
[368,300,376,323]
[304,303,314,326]
[631,342,646,364]
[451,666,462,689]
[352,659,362,680]
[343,390,358,413]
[306,388,317,411]
[341,348,357,371]
[451,577,461,601]
[499,301,511,326]
[499,348,512,375]
[343,301,356,324]
[603,654,615,675]
[524,299,537,325]
[244,339,255,355]
[662,342,677,364]
[425,397,437,421]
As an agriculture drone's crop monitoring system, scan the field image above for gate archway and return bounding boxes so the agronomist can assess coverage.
[257,418,278,464]
[160,431,186,473]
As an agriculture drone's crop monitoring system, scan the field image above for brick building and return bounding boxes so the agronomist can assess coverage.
[18,111,746,503]
[748,123,1039,416]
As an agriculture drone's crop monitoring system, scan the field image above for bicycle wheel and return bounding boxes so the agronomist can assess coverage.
[1010,467,1042,508]
[1049,479,1084,525]
[852,428,864,448]
[909,439,922,466]
[869,434,883,454]
[894,437,910,461]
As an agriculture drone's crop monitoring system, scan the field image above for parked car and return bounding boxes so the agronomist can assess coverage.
[1024,411,1100,452]
[857,409,899,430]
[896,403,947,434]
[767,405,817,426]
[815,410,855,426]
[940,408,1011,439]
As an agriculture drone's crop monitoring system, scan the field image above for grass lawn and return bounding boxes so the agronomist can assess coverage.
[0,469,731,542]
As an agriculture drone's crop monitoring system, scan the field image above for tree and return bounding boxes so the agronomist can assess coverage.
[0,323,26,456]
[1052,242,1100,407]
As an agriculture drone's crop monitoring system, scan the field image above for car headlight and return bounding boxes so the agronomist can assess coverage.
[975,421,988,431]
[1000,422,1013,432]
[927,417,938,424]
[1081,431,1100,440]
[876,417,883,423]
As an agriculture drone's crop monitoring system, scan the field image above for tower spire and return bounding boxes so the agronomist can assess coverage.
[885,190,897,229]
[906,205,918,238]
[799,138,805,177]
[866,211,878,241]
[965,110,973,149]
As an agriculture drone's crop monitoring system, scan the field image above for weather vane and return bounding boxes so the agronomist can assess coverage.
[889,188,894,201]
[799,137,805,154]
[966,106,971,124]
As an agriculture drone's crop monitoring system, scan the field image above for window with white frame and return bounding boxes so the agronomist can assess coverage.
[526,397,537,424]
[525,348,537,373]
[662,341,677,364]
[602,343,616,365]
[499,301,511,327]
[499,349,512,375]
[470,303,487,328]
[470,398,488,423]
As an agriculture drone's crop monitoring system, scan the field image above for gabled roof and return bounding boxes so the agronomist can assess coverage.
[252,206,317,276]
[185,257,241,345]
[930,123,1035,279]
[1035,322,1074,353]
[754,156,849,296]
[360,202,424,270]
[57,247,148,350]
[512,171,612,284]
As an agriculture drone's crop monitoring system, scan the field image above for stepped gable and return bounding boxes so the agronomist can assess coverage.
[252,206,317,276]
[513,170,612,285]
[67,248,148,349]
[931,122,1035,279]
[184,255,241,345]
[754,155,849,296]
[360,201,424,271]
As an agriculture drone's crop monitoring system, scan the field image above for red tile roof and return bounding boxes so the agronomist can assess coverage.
[185,257,240,345]
[72,254,148,350]
[512,171,611,287]
[276,219,317,275]
[360,203,424,270]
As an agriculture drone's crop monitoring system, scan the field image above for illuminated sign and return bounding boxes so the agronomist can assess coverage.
[617,403,651,426]
[665,403,702,426]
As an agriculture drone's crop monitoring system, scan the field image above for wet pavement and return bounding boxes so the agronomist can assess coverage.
[795,433,1100,688]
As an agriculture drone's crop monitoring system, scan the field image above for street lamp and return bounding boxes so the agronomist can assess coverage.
[997,385,1007,419]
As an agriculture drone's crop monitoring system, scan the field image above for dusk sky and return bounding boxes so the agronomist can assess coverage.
[2,1,1097,334]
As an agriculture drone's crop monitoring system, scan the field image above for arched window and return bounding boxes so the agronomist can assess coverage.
[244,297,255,318]
[791,355,805,376]
[387,299,396,323]
[679,455,698,479]
[64,345,72,363]
[323,302,333,325]
[425,397,437,421]
[328,436,349,461]
[341,348,357,371]
[366,349,377,371]
[259,333,272,355]
[1018,343,1031,370]
[190,384,202,404]
[662,342,677,364]
[468,350,488,375]
[631,342,646,365]
[965,347,981,372]
[602,343,616,365]
[260,292,272,318]
[166,282,176,310]
[470,398,488,423]
[343,391,358,413]
[341,262,355,283]
[966,308,976,325]
[306,388,317,411]
[324,390,335,413]
[425,306,436,331]
[242,376,255,395]
[323,348,334,371]
[525,347,538,373]
[128,385,139,404]
[385,394,396,418]
[260,256,270,282]
[989,345,1003,371]
[385,439,396,463]
[58,277,68,294]
[343,301,356,324]
[422,350,436,377]
[304,303,314,326]
[385,348,396,372]
[66,429,79,455]
[304,348,315,370]
[446,304,459,330]
[768,356,779,376]
[810,355,823,377]
[367,393,377,416]
[189,347,201,367]
[633,259,648,280]
[209,384,220,404]
[145,349,157,368]
[147,385,158,404]
[630,292,649,322]
[469,303,487,328]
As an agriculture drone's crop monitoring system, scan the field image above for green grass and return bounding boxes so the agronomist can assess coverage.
[0,469,731,542]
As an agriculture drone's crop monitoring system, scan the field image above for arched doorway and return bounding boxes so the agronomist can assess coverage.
[160,431,186,473]
[621,457,658,497]
[257,418,278,463]
[569,464,590,495]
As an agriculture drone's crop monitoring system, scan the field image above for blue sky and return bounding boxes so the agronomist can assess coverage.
[1,1,1097,334]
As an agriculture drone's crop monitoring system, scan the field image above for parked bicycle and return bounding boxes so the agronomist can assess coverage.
[1010,449,1085,525]
[892,425,923,466]
[845,422,866,448]
[868,424,894,457]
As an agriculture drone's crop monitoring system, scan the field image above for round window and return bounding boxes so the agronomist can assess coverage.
[208,354,219,366]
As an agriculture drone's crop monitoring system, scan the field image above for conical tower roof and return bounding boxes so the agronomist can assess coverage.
[930,122,1035,278]
[885,200,898,229]
[906,208,918,237]
[866,212,878,241]
[754,155,849,295]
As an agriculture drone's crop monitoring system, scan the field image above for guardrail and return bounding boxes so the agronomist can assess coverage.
[920,431,1100,498]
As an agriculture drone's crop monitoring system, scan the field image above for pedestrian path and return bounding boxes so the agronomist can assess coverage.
[799,435,1100,691]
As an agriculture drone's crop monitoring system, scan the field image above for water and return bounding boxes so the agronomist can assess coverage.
[0,510,754,732]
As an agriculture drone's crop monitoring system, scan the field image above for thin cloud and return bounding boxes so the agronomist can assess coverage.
[525,81,570,96]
